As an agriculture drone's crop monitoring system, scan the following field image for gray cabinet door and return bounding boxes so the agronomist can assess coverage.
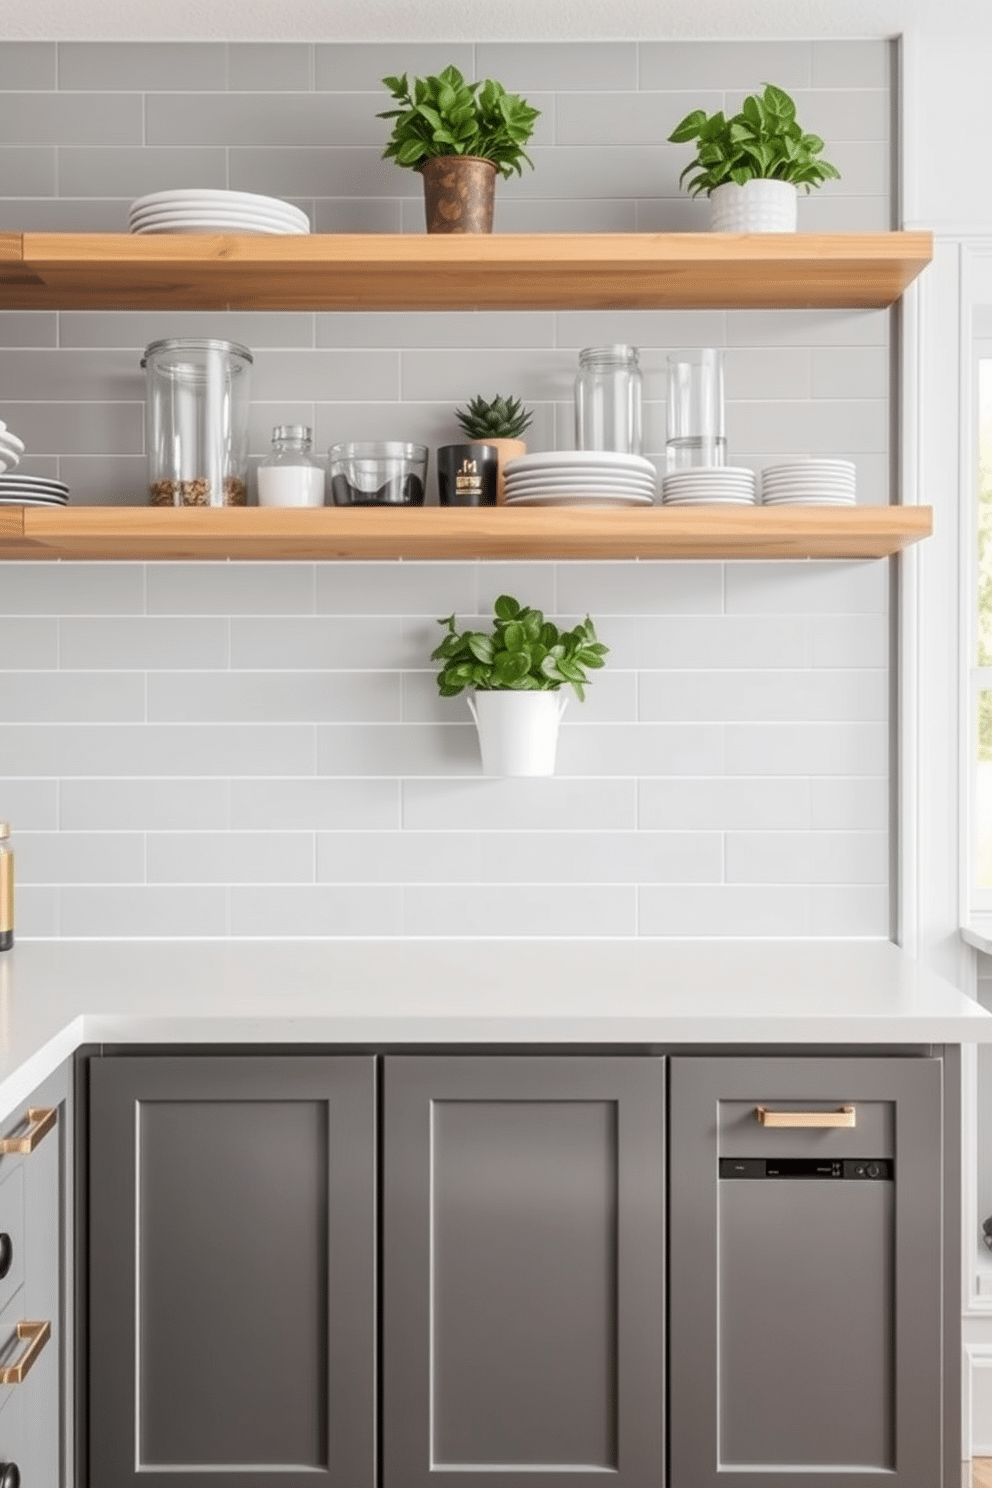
[382,1055,665,1488]
[87,1055,376,1488]
[669,1055,946,1488]
[0,1058,71,1488]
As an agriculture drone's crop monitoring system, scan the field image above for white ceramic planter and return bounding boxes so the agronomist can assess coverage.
[709,179,798,233]
[467,690,568,777]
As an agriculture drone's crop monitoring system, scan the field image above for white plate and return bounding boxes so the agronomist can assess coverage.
[0,479,68,494]
[663,494,756,505]
[132,221,309,237]
[0,449,20,469]
[761,484,856,497]
[0,430,25,454]
[506,474,657,493]
[664,477,755,492]
[505,491,654,507]
[504,450,657,476]
[762,460,856,475]
[129,188,309,221]
[762,496,856,506]
[130,204,308,229]
[0,496,67,506]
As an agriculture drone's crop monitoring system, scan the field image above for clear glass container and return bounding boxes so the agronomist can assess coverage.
[328,442,428,506]
[574,344,643,456]
[666,348,726,471]
[257,425,325,508]
[141,338,253,507]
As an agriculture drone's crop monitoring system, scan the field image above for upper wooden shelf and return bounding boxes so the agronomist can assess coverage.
[0,231,933,312]
[0,504,932,563]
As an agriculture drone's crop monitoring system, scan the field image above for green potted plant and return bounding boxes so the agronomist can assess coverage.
[667,82,841,232]
[454,393,534,503]
[432,593,608,776]
[378,65,540,234]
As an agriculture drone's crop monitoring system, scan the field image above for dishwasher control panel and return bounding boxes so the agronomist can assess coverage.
[719,1157,893,1180]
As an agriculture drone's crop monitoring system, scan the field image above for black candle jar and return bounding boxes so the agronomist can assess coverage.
[436,444,499,506]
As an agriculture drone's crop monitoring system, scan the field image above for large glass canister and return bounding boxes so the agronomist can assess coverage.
[574,344,643,456]
[141,338,253,507]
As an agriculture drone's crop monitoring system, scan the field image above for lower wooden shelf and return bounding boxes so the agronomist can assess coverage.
[0,503,932,562]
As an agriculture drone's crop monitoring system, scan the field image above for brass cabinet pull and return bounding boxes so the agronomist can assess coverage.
[0,1107,56,1156]
[755,1104,856,1129]
[0,1321,50,1385]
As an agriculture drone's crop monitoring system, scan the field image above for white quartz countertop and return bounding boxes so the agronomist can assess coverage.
[0,937,989,1122]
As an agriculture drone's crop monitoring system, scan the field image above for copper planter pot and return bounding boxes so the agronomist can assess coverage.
[421,155,498,234]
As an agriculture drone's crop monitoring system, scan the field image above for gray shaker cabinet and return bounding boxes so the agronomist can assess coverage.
[668,1055,949,1488]
[86,1055,376,1488]
[381,1054,666,1488]
[0,1059,72,1488]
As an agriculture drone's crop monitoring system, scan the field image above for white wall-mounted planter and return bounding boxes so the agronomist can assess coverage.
[467,691,568,776]
[709,179,798,233]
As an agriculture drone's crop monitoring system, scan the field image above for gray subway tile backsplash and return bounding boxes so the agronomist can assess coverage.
[0,36,896,939]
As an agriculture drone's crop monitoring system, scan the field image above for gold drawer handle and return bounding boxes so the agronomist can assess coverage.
[0,1321,50,1385]
[755,1104,856,1129]
[0,1108,56,1156]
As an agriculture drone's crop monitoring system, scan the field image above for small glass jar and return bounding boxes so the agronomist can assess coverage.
[574,344,643,456]
[257,425,325,508]
[142,338,252,508]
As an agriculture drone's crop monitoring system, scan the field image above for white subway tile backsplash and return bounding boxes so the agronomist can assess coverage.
[725,561,887,616]
[147,563,315,616]
[0,564,144,615]
[148,831,314,884]
[638,40,812,92]
[0,780,59,831]
[725,830,888,885]
[638,884,810,937]
[60,778,231,831]
[60,617,228,670]
[148,670,401,724]
[59,885,229,938]
[0,672,144,723]
[639,777,811,831]
[726,723,889,777]
[19,830,144,885]
[0,38,895,941]
[402,883,637,938]
[230,777,399,830]
[401,778,637,832]
[639,669,887,723]
[230,884,402,937]
[0,619,58,669]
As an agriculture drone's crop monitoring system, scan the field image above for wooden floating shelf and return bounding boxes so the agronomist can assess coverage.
[0,505,933,563]
[0,231,933,312]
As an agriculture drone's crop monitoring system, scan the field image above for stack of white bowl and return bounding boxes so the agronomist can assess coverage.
[502,450,658,507]
[760,459,857,506]
[661,466,757,505]
[128,189,311,236]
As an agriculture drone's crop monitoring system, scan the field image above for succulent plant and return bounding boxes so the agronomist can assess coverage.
[455,393,534,441]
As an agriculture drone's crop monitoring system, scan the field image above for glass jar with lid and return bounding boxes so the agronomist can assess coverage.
[257,425,326,508]
[141,338,253,507]
[574,344,643,456]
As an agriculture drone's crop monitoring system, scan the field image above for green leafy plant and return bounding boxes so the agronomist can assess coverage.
[378,65,540,179]
[432,594,608,701]
[667,82,841,196]
[455,393,534,440]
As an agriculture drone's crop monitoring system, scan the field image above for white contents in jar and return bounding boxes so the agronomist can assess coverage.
[257,464,325,508]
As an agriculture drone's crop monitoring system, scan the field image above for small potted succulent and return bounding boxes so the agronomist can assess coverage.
[667,82,841,232]
[432,594,608,776]
[454,393,534,503]
[378,65,540,233]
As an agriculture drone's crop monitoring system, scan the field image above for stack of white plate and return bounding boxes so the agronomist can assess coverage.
[0,474,68,507]
[661,466,757,505]
[128,189,311,236]
[0,421,24,475]
[502,450,658,507]
[760,460,857,506]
